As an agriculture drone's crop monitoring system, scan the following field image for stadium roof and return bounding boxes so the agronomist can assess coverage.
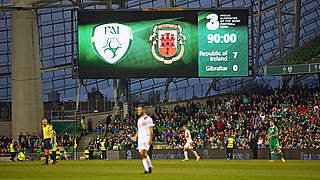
[0,0,319,103]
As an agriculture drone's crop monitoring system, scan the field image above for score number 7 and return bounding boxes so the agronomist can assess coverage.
[233,52,238,59]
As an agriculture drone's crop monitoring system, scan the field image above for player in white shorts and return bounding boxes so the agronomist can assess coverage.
[182,125,200,162]
[132,106,154,174]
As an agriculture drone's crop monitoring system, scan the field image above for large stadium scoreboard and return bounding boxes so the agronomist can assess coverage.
[77,9,248,78]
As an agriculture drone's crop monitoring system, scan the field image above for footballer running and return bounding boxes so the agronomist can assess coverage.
[181,125,200,162]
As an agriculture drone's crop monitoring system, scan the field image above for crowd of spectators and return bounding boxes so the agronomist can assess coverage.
[0,131,78,155]
[90,85,320,150]
[2,85,320,154]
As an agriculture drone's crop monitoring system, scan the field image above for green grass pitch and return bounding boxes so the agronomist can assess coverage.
[0,159,320,180]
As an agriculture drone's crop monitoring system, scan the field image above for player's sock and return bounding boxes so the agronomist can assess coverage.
[271,152,275,160]
[142,158,149,172]
[278,150,283,159]
[184,151,188,159]
[146,155,152,168]
[45,155,49,164]
[50,153,54,160]
[193,151,199,158]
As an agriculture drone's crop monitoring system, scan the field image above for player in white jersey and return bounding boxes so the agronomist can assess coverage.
[182,125,200,162]
[132,106,154,174]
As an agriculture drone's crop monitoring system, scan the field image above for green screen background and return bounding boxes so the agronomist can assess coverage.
[198,11,248,77]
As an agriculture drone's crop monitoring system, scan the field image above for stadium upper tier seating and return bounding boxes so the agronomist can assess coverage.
[272,35,320,65]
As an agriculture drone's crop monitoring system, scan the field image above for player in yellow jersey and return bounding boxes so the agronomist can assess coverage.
[42,119,53,165]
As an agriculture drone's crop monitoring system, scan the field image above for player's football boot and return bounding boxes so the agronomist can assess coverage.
[281,158,286,163]
[268,160,275,163]
[196,157,200,162]
[143,167,152,174]
[182,158,189,162]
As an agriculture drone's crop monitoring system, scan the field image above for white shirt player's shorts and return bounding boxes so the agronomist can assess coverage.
[138,136,150,152]
[184,141,193,149]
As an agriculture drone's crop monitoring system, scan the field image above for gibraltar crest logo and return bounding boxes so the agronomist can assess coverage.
[149,24,186,64]
[91,23,133,64]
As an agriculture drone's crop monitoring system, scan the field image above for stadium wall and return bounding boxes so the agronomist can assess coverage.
[119,149,320,160]
[0,121,11,136]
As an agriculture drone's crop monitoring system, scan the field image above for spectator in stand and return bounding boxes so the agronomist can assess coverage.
[114,112,120,122]
[95,135,102,150]
[88,119,93,133]
[155,105,162,116]
[103,121,108,136]
[95,121,102,134]
[174,103,180,115]
[81,117,86,136]
[88,138,95,159]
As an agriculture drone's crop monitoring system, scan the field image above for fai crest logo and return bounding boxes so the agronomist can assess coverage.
[149,24,186,64]
[91,23,133,64]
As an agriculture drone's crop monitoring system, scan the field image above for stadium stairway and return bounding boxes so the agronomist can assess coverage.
[78,132,93,152]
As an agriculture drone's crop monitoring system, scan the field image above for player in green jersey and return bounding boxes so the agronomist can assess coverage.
[267,120,285,163]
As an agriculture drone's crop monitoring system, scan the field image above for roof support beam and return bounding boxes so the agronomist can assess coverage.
[162,78,173,103]
[292,0,301,87]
